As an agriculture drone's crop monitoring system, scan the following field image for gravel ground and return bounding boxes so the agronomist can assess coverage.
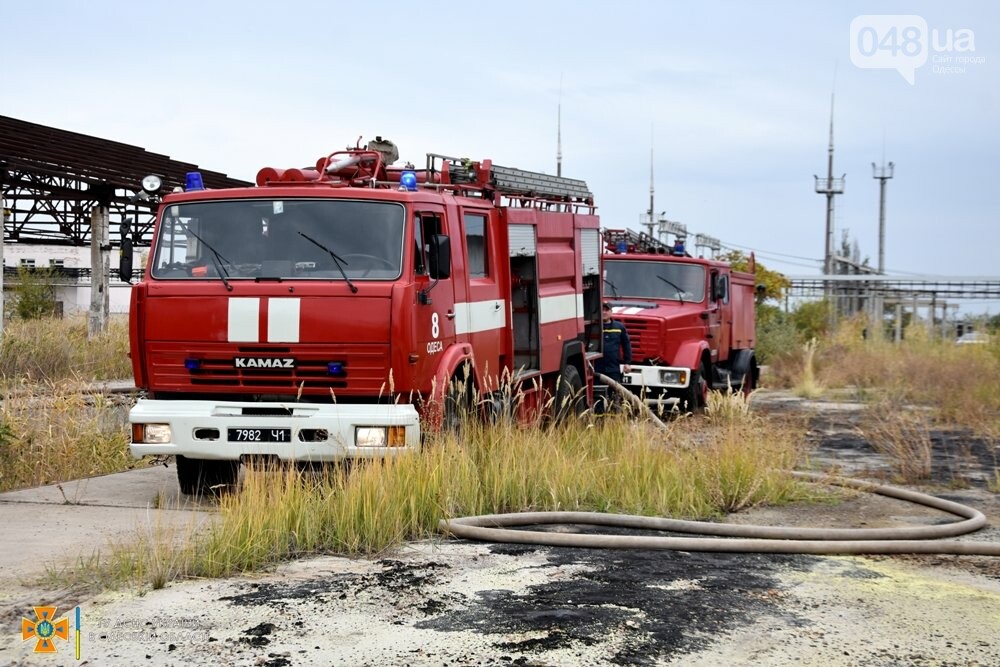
[3,390,999,666]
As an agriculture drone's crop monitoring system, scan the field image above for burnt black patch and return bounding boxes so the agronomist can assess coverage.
[415,531,817,665]
[220,560,451,611]
[807,412,1000,489]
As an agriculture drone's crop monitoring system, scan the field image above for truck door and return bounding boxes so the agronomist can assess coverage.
[707,270,723,363]
[717,272,732,360]
[413,210,456,387]
[457,209,505,385]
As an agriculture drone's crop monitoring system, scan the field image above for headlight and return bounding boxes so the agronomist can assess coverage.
[660,370,688,386]
[356,426,407,447]
[356,427,387,448]
[141,174,163,194]
[133,423,171,444]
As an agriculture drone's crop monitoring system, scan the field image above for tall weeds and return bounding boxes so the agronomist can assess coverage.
[72,409,804,588]
[0,382,140,491]
[772,319,1000,435]
[860,402,935,483]
[0,315,132,386]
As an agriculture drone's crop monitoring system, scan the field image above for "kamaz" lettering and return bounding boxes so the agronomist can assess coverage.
[234,358,295,369]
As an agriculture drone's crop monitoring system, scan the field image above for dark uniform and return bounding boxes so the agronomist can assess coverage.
[595,317,632,383]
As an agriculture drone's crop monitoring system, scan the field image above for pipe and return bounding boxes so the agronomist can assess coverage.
[595,372,668,430]
[439,377,1000,556]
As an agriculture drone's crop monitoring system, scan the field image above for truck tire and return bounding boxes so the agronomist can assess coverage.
[442,375,472,434]
[175,456,239,496]
[740,355,758,396]
[554,364,586,422]
[682,362,710,414]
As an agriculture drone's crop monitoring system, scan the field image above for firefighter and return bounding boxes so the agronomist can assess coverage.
[594,304,632,413]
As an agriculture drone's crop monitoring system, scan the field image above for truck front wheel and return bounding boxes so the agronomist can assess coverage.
[682,362,710,414]
[175,456,239,496]
[554,364,586,422]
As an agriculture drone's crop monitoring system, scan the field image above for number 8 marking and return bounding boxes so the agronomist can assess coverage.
[431,312,440,338]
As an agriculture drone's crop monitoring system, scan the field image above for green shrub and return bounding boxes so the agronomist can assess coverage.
[9,265,59,320]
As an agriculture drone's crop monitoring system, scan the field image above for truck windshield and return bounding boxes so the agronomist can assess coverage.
[603,260,706,302]
[150,199,405,281]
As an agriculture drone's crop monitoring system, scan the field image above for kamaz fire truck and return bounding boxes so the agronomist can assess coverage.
[602,229,759,411]
[127,138,603,494]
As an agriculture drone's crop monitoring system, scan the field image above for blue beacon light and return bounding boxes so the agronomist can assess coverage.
[185,171,205,191]
[400,170,418,192]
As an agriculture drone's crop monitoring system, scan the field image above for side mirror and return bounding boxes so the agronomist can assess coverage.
[119,238,134,284]
[428,234,451,279]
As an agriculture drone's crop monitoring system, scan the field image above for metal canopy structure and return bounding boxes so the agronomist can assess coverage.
[788,274,1000,299]
[0,115,251,246]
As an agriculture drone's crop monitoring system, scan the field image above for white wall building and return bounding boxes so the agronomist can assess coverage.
[4,243,140,316]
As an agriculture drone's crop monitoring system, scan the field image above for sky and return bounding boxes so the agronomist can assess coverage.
[3,2,998,309]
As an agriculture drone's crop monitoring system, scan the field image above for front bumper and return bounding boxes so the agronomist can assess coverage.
[619,364,692,405]
[129,398,419,461]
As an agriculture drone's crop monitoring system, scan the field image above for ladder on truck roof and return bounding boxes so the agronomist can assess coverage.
[426,153,593,207]
[603,228,671,254]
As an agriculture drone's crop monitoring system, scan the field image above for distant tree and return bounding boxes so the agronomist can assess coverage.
[791,299,831,339]
[835,229,871,274]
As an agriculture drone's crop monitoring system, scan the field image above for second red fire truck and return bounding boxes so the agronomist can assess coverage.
[602,229,759,412]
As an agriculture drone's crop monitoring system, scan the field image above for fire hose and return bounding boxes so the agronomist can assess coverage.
[439,374,1000,556]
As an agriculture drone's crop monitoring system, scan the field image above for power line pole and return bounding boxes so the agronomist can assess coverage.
[814,93,845,309]
[872,160,894,274]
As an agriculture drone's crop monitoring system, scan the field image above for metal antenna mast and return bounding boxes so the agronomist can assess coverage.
[556,74,563,177]
[644,125,655,238]
[814,93,845,288]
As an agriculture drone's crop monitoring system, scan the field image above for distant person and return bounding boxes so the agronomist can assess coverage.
[595,303,632,384]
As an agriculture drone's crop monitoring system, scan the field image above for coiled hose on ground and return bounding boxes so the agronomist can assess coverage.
[439,375,1000,556]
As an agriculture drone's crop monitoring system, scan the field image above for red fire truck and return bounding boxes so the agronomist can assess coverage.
[126,138,603,494]
[601,229,759,412]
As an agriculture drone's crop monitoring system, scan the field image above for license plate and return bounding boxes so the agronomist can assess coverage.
[227,428,292,442]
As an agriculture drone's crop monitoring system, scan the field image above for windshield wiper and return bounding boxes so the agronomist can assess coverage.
[656,274,686,303]
[296,231,358,293]
[184,225,233,291]
[603,277,620,298]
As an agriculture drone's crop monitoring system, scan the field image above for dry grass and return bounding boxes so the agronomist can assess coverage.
[772,318,1000,435]
[57,407,806,590]
[792,338,823,398]
[0,315,132,388]
[0,382,143,492]
[859,402,935,483]
[0,316,140,491]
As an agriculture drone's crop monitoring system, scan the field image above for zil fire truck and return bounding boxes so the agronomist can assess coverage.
[602,228,759,412]
[127,138,603,494]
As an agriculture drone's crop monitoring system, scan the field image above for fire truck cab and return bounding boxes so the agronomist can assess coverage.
[128,139,602,494]
[602,229,758,412]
